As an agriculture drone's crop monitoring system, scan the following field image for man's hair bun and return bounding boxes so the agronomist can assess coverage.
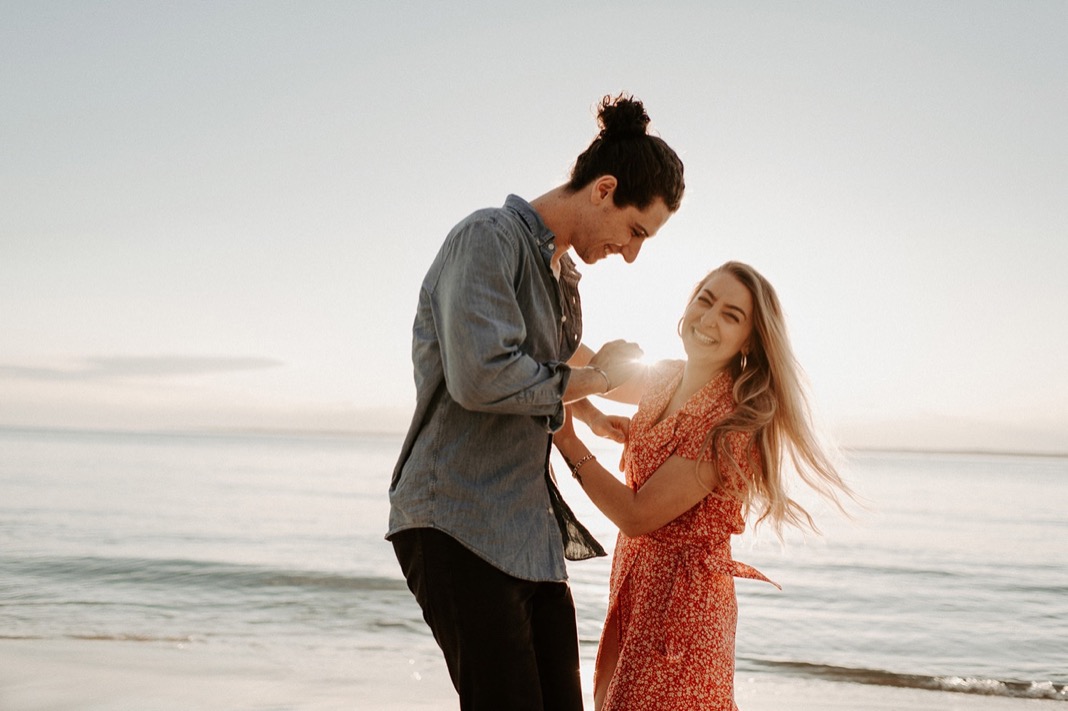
[597,93,650,141]
[568,92,684,211]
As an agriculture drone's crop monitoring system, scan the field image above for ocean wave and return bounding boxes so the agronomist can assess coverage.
[69,633,203,643]
[0,633,200,643]
[742,659,1068,700]
[2,554,407,594]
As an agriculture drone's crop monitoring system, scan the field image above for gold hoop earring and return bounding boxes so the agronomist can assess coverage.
[740,353,748,371]
[677,319,684,338]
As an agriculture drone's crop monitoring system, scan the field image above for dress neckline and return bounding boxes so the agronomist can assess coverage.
[648,364,732,430]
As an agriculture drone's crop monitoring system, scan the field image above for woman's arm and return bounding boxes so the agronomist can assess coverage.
[568,397,629,443]
[563,343,650,442]
[553,408,723,537]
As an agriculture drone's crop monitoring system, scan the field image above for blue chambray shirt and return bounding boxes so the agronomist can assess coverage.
[387,195,583,582]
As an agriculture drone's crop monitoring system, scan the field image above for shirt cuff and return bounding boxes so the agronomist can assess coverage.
[544,363,571,433]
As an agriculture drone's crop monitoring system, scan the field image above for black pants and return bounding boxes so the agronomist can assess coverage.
[391,528,584,711]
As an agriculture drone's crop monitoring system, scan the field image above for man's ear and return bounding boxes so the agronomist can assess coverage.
[589,175,618,205]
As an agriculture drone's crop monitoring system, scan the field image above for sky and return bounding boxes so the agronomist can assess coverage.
[1,1,1065,453]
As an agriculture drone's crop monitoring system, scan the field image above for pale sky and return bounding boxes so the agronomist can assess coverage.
[1,1,1065,452]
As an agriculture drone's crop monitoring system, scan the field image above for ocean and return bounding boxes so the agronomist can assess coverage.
[1,426,1065,709]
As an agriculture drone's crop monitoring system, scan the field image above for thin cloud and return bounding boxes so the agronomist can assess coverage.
[0,356,284,381]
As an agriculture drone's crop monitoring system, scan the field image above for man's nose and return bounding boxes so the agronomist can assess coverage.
[622,239,643,263]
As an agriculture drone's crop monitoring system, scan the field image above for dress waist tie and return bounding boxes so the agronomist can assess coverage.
[640,537,780,660]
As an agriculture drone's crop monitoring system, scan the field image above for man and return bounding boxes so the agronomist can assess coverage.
[387,94,685,710]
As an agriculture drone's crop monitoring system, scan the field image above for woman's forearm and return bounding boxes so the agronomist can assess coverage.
[554,436,641,534]
[555,433,717,537]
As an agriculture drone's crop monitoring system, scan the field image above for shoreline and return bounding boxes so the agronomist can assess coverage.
[0,638,1059,711]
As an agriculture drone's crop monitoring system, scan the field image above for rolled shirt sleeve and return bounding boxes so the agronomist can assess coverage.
[427,213,569,427]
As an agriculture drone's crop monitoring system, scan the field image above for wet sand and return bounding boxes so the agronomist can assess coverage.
[0,639,1054,710]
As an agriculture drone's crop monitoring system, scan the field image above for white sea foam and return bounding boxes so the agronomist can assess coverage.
[935,676,1009,695]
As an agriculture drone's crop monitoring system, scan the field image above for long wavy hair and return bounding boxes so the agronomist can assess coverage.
[693,261,853,535]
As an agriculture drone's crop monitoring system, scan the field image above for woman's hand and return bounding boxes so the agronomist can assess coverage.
[566,398,630,443]
[585,411,629,443]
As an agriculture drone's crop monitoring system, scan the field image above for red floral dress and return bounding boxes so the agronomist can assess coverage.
[597,361,778,711]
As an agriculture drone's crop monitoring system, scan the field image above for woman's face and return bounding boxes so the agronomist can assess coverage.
[680,270,755,372]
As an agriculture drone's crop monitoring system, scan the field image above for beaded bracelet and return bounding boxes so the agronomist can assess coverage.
[569,453,596,485]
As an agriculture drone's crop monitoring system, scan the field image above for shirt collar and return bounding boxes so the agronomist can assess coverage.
[505,194,559,267]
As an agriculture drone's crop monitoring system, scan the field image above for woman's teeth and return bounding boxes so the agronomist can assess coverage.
[692,328,716,346]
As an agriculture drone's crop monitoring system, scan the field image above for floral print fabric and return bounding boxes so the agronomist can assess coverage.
[598,361,777,711]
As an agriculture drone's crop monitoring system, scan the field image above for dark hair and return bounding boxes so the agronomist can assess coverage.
[566,93,685,212]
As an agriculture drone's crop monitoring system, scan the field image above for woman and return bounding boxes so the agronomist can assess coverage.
[554,261,852,711]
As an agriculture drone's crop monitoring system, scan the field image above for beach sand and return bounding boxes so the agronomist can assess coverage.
[0,639,1054,710]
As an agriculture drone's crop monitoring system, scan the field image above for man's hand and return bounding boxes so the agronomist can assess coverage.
[588,339,644,392]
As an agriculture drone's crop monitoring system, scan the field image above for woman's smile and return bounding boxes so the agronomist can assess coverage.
[690,327,718,346]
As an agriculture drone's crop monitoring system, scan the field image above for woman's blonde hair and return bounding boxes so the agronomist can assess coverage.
[693,261,852,535]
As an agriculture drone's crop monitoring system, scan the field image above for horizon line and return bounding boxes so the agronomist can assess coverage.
[2,423,1066,460]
